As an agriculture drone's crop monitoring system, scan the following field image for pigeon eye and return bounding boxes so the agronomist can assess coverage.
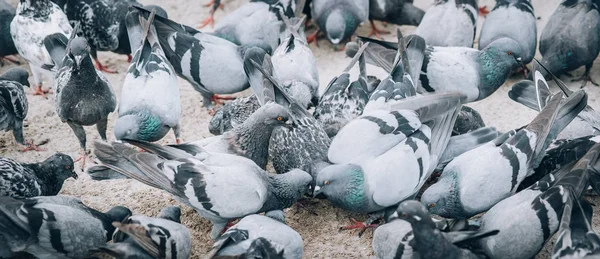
[428,203,435,208]
[277,116,283,121]
[508,51,513,55]
[66,165,71,170]
[402,213,408,218]
[324,181,330,185]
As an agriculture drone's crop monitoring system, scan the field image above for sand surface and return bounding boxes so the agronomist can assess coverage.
[2,0,600,258]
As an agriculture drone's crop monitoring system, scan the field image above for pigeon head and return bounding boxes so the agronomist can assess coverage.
[313,164,365,210]
[42,153,77,180]
[324,8,358,45]
[1,68,30,87]
[276,168,312,198]
[420,173,465,218]
[483,37,524,71]
[106,205,132,223]
[209,108,225,135]
[68,37,91,68]
[390,200,436,227]
[158,206,182,223]
[114,112,170,142]
[477,37,524,98]
[253,103,294,129]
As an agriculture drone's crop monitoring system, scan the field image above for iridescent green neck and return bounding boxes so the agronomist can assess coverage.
[132,111,168,142]
[330,168,366,211]
[477,50,512,99]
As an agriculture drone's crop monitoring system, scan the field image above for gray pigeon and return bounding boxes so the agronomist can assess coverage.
[272,14,319,109]
[477,141,600,259]
[98,206,191,259]
[0,153,76,198]
[10,0,72,97]
[132,6,249,111]
[313,41,370,137]
[311,0,369,45]
[0,195,131,258]
[49,25,116,168]
[0,68,38,151]
[211,237,287,259]
[113,9,181,143]
[208,213,303,259]
[539,0,600,87]
[0,0,18,65]
[415,0,478,47]
[552,196,600,258]
[90,140,312,239]
[244,47,331,178]
[209,95,261,135]
[389,200,497,259]
[479,0,536,69]
[368,0,425,38]
[422,69,588,219]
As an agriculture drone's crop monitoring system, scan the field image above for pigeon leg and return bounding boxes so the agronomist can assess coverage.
[93,58,117,74]
[211,94,236,105]
[96,118,109,141]
[368,20,389,39]
[126,54,132,63]
[20,140,46,152]
[211,222,228,239]
[32,84,52,99]
[572,64,599,88]
[29,66,51,98]
[479,6,490,16]
[199,10,217,28]
[306,29,321,45]
[1,56,20,65]
[67,122,88,169]
[339,218,378,236]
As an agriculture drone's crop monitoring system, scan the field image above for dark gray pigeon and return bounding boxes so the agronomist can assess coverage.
[479,0,536,69]
[388,200,498,259]
[10,0,72,97]
[311,0,369,45]
[97,206,191,259]
[415,0,478,47]
[453,106,486,135]
[49,25,116,168]
[539,0,600,87]
[478,140,600,259]
[113,8,181,143]
[0,153,76,198]
[422,81,587,219]
[367,0,425,38]
[132,6,249,111]
[313,41,370,137]
[0,195,131,258]
[90,140,312,239]
[207,213,303,259]
[0,68,40,151]
[0,0,19,66]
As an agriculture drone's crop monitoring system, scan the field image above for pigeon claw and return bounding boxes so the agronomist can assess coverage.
[306,29,321,45]
[20,140,46,152]
[31,85,52,99]
[479,6,490,16]
[211,94,236,105]
[199,13,216,29]
[126,54,132,63]
[74,150,87,171]
[94,59,117,74]
[368,20,390,39]
[339,218,377,237]
[176,138,182,144]
[573,74,600,88]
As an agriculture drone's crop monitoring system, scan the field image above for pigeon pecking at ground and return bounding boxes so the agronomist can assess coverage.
[539,0,600,87]
[422,66,588,219]
[48,25,116,169]
[113,8,181,144]
[0,153,75,198]
[10,0,72,98]
[90,140,312,239]
[415,0,478,48]
[97,206,191,259]
[309,0,369,46]
[0,0,19,66]
[479,0,537,75]
[0,195,131,258]
[207,212,303,259]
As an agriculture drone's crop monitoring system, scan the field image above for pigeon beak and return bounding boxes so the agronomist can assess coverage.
[389,211,399,221]
[75,55,84,67]
[71,170,79,179]
[312,185,321,198]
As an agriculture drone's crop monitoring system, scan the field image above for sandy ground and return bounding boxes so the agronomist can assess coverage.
[2,0,600,258]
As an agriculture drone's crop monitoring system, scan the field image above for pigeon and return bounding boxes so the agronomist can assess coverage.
[367,0,425,38]
[97,206,191,259]
[207,213,303,258]
[211,237,287,259]
[0,153,76,198]
[478,0,537,70]
[243,47,330,177]
[208,95,261,135]
[211,1,287,54]
[112,3,168,62]
[90,140,312,239]
[0,0,19,65]
[477,140,600,259]
[48,25,116,168]
[272,13,319,109]
[422,69,588,219]
[310,0,369,45]
[389,200,498,259]
[313,41,370,137]
[552,196,600,258]
[0,195,131,258]
[0,68,42,151]
[509,62,600,139]
[414,0,478,47]
[539,0,600,87]
[113,8,181,144]
[313,92,463,226]
[346,35,525,102]
[10,0,72,97]
[132,6,250,110]
[453,106,486,135]
[200,0,298,29]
